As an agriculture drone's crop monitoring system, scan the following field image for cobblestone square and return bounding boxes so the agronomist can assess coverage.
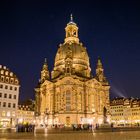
[0,131,140,140]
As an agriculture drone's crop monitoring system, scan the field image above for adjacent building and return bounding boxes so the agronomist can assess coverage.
[110,97,140,126]
[17,104,35,124]
[35,16,110,126]
[0,65,20,128]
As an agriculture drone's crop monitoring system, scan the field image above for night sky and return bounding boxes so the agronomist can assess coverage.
[0,1,140,102]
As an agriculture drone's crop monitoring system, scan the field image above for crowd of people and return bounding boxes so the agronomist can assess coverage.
[72,124,99,131]
[15,123,100,132]
[48,123,100,131]
[16,123,35,132]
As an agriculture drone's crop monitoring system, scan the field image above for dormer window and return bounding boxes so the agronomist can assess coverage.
[1,76,4,82]
[10,72,13,76]
[5,71,9,76]
[5,77,9,83]
[10,78,14,84]
[1,70,4,75]
[15,79,18,84]
[14,87,17,91]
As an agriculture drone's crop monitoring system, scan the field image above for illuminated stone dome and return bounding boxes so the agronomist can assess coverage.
[51,15,91,80]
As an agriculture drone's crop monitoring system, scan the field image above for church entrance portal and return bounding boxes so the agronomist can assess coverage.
[66,117,70,126]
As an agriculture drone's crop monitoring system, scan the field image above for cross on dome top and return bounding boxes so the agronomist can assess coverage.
[67,14,76,25]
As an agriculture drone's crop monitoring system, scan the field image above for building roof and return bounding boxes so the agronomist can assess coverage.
[0,65,19,85]
[110,97,140,106]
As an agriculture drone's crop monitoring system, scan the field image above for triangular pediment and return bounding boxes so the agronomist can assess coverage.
[55,76,83,86]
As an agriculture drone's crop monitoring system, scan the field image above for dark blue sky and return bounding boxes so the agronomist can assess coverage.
[0,0,140,101]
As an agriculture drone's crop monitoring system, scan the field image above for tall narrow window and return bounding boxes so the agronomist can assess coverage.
[14,95,16,99]
[8,103,11,108]
[10,86,13,90]
[9,94,12,99]
[14,87,17,91]
[13,103,16,108]
[2,111,6,116]
[4,93,7,98]
[6,77,9,83]
[0,85,3,88]
[66,90,71,111]
[5,85,8,89]
[10,78,14,84]
[3,102,6,107]
[1,77,4,82]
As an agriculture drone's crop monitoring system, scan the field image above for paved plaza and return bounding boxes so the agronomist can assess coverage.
[0,130,140,140]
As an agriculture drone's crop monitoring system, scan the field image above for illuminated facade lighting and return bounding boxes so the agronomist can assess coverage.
[35,16,110,126]
[110,97,140,127]
[0,65,20,128]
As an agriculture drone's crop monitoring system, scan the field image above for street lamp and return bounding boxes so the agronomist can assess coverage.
[44,108,49,127]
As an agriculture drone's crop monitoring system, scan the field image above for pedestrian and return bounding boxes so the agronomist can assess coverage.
[92,125,94,133]
[111,123,114,132]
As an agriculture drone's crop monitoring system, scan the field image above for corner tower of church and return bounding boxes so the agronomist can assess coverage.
[35,15,110,126]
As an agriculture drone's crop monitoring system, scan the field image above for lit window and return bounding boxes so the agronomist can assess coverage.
[1,70,4,74]
[7,111,11,117]
[12,111,15,117]
[2,111,6,116]
[10,72,13,76]
[5,71,9,75]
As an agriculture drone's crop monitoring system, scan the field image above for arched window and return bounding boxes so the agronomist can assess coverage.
[66,90,71,111]
[67,68,70,73]
[1,76,4,82]
[1,70,4,75]
[10,78,14,84]
[5,77,9,83]
[15,79,18,84]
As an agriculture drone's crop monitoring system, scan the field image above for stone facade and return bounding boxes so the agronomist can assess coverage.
[17,105,35,124]
[35,16,110,126]
[110,97,140,126]
[0,65,20,128]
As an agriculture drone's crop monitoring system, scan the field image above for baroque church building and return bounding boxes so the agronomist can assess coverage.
[35,15,110,126]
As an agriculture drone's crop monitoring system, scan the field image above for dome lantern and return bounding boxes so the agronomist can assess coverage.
[64,14,79,44]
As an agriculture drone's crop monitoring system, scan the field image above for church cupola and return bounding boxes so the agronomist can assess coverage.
[51,15,91,80]
[64,14,79,44]
[41,58,50,82]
